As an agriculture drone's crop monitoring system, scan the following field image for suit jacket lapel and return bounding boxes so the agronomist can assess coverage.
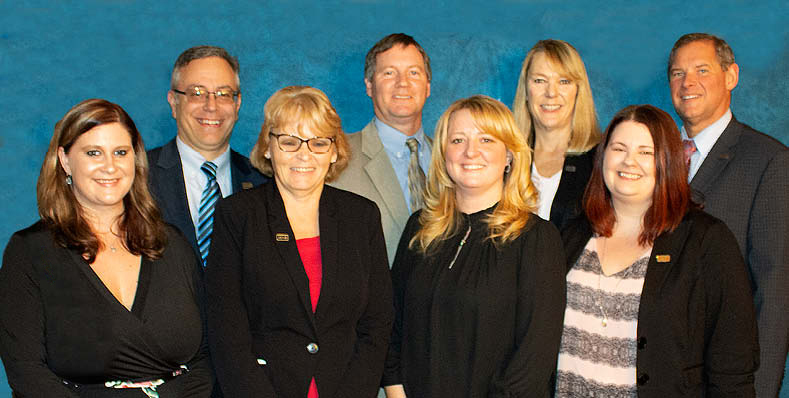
[154,140,197,249]
[230,149,258,194]
[265,183,315,324]
[361,121,410,230]
[690,119,740,196]
[314,188,339,322]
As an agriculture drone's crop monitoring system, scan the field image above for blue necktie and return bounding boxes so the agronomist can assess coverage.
[197,161,221,267]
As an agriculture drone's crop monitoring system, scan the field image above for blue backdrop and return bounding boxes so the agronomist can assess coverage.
[2,1,788,395]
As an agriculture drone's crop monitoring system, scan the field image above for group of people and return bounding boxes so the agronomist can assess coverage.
[0,30,786,398]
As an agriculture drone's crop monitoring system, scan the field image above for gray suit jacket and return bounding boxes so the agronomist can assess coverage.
[330,120,410,266]
[690,117,789,397]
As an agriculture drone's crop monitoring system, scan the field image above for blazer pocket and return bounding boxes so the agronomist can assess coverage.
[681,364,703,388]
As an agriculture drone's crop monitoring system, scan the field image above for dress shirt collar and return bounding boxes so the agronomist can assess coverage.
[176,136,231,180]
[680,109,732,161]
[375,117,429,155]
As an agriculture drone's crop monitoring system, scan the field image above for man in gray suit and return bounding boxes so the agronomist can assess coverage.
[668,33,789,397]
[332,33,432,265]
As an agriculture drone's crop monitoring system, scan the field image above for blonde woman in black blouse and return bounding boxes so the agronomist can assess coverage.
[382,95,566,398]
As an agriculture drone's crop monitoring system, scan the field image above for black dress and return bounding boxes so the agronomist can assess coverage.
[0,222,212,397]
[382,205,566,398]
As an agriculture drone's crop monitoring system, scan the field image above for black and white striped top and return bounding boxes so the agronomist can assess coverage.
[555,238,650,398]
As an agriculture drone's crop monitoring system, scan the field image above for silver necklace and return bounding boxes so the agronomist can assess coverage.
[595,237,624,327]
[448,225,471,269]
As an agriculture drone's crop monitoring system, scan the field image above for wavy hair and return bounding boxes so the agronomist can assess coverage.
[584,104,694,245]
[411,95,538,253]
[37,99,166,262]
[513,39,600,154]
[250,86,350,182]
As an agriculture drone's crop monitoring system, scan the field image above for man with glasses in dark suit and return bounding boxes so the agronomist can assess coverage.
[148,46,267,264]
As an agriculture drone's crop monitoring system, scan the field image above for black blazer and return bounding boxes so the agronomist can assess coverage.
[204,182,394,398]
[548,147,596,232]
[562,210,759,397]
[147,139,268,257]
[688,117,789,397]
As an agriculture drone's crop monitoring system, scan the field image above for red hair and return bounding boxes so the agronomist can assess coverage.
[584,104,693,245]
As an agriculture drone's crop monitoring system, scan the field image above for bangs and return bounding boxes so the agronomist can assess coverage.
[269,98,340,138]
[466,105,526,153]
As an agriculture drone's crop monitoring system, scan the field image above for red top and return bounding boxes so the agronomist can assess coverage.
[296,236,322,398]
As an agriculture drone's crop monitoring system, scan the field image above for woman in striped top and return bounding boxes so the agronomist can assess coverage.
[556,105,758,397]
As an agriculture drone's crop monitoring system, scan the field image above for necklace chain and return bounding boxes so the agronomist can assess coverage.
[595,237,625,327]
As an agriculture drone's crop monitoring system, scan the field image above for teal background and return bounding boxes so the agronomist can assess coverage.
[2,1,788,395]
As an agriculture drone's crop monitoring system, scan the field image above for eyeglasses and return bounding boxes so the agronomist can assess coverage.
[269,133,335,153]
[172,86,239,104]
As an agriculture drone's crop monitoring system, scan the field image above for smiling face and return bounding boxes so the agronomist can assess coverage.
[58,122,135,217]
[526,52,578,135]
[365,44,431,135]
[669,40,738,137]
[444,109,509,206]
[603,120,656,208]
[167,56,241,160]
[267,124,337,199]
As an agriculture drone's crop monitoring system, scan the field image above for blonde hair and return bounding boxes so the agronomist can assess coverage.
[512,39,600,154]
[250,86,350,182]
[411,95,538,253]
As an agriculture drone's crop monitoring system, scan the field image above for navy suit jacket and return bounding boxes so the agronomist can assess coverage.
[688,117,789,397]
[147,138,268,259]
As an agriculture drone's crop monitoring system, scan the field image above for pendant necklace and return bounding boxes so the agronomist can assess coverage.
[595,236,624,327]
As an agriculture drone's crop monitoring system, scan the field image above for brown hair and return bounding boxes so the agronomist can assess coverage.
[513,39,600,154]
[667,33,735,78]
[364,33,432,83]
[584,104,693,245]
[411,95,538,252]
[37,98,166,262]
[250,86,350,182]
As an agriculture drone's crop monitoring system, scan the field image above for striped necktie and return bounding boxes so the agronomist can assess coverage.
[197,161,221,267]
[406,138,426,211]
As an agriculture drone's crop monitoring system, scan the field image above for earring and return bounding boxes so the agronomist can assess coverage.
[66,175,73,185]
[504,163,511,174]
[264,152,271,159]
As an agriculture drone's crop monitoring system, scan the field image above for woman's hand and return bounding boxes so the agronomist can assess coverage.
[384,384,407,398]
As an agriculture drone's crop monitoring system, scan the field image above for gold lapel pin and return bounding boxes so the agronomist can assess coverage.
[655,254,671,263]
[275,233,289,242]
[242,182,254,190]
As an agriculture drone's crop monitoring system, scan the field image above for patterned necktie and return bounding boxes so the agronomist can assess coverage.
[683,139,697,170]
[197,161,221,267]
[406,138,427,211]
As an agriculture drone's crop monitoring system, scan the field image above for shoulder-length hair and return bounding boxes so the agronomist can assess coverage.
[250,86,350,182]
[513,39,600,154]
[584,104,692,245]
[411,95,538,253]
[37,98,165,262]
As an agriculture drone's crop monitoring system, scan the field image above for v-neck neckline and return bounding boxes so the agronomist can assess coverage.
[68,249,152,319]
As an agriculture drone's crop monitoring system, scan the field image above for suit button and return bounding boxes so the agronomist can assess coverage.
[306,343,319,354]
[637,373,649,385]
[637,337,647,349]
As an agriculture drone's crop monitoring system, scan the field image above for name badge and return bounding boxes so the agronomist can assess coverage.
[242,182,254,190]
[655,254,671,263]
[275,233,290,242]
[564,165,576,172]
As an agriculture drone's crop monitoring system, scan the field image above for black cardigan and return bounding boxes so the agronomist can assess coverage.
[561,210,759,397]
